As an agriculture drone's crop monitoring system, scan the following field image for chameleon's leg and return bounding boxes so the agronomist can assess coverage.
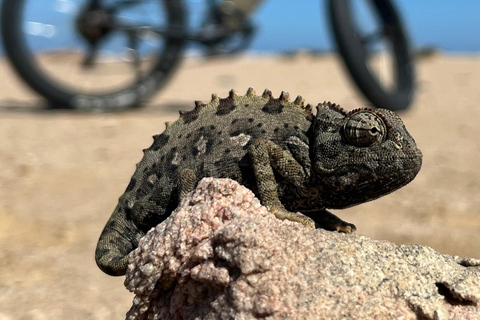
[303,209,357,233]
[249,139,315,228]
[179,168,197,201]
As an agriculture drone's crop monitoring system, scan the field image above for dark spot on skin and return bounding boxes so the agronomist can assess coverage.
[124,205,133,220]
[96,248,110,257]
[256,123,263,128]
[125,178,136,192]
[210,125,215,130]
[165,189,180,217]
[216,96,236,116]
[186,133,192,139]
[217,131,223,135]
[225,149,231,154]
[192,147,199,157]
[111,256,123,263]
[284,123,289,128]
[248,118,254,123]
[180,109,200,124]
[231,119,238,125]
[294,125,299,130]
[182,155,187,161]
[136,187,148,199]
[199,126,205,132]
[206,139,215,154]
[262,98,284,114]
[150,134,170,151]
[274,127,280,133]
[161,156,165,161]
[178,134,182,139]
[245,104,249,107]
[134,203,167,232]
[261,130,266,134]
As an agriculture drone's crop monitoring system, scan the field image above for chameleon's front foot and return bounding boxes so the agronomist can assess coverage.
[270,206,316,229]
[303,209,356,233]
[333,221,356,233]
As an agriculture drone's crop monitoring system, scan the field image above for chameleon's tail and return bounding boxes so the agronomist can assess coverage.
[95,204,143,276]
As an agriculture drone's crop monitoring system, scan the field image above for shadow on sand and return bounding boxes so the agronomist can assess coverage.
[0,99,189,115]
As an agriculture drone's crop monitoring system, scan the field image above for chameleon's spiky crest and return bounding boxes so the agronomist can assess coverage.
[346,107,373,118]
[194,101,204,110]
[180,89,314,121]
[319,101,348,116]
[279,91,290,102]
[165,121,173,129]
[294,95,305,107]
[229,89,238,99]
[215,89,237,116]
[179,100,205,124]
[262,89,272,98]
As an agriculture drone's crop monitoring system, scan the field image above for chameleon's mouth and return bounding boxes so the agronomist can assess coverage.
[316,146,422,177]
[319,150,422,209]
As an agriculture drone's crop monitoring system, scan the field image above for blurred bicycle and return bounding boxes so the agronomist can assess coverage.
[1,0,415,111]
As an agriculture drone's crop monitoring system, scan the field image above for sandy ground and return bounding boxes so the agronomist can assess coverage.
[0,53,479,319]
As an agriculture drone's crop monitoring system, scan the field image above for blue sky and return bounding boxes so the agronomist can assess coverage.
[247,0,480,52]
[0,0,479,54]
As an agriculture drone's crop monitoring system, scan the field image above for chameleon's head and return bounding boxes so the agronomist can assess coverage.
[313,102,422,209]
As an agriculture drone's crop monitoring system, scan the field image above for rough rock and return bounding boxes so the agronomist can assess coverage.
[124,178,480,320]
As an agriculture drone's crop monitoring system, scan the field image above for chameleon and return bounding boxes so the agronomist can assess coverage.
[95,88,422,276]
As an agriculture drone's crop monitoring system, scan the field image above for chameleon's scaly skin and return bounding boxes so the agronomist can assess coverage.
[95,89,422,276]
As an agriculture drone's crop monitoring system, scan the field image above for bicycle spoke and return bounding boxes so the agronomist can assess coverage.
[114,22,186,40]
[126,30,142,84]
[81,44,99,68]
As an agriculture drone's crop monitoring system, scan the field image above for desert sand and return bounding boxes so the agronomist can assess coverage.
[0,53,479,319]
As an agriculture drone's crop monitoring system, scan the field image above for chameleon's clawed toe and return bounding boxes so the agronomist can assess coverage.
[296,213,316,229]
[303,209,356,233]
[336,222,357,234]
[270,206,315,229]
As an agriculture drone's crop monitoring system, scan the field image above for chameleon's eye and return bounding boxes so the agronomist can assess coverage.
[344,111,387,147]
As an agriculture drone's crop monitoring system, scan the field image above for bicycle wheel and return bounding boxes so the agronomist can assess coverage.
[327,0,415,111]
[1,0,186,110]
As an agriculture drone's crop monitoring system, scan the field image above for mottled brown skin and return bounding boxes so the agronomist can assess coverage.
[95,88,422,276]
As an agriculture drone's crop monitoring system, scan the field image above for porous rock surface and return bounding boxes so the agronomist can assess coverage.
[124,178,480,320]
